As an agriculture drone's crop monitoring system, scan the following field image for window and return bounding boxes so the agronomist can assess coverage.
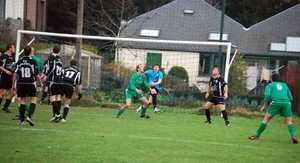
[208,32,229,41]
[140,29,160,37]
[286,37,300,52]
[270,43,286,51]
[184,9,194,14]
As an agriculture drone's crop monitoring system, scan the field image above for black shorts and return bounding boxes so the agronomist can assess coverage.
[17,83,37,97]
[149,87,159,95]
[49,83,64,96]
[62,84,74,99]
[208,96,225,105]
[0,75,13,90]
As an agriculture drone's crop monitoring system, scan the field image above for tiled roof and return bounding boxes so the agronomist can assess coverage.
[120,0,300,56]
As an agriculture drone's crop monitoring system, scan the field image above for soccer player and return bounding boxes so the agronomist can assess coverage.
[115,64,157,118]
[12,47,44,120]
[203,67,230,126]
[61,59,82,122]
[137,64,163,113]
[249,72,298,144]
[12,46,42,126]
[0,43,16,113]
[42,44,64,123]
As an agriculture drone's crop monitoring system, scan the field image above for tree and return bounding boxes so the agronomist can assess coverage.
[227,52,248,97]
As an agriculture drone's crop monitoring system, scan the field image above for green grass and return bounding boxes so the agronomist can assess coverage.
[0,103,300,163]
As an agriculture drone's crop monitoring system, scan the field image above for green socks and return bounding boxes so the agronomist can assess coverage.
[288,124,296,137]
[141,107,147,116]
[17,104,30,117]
[255,123,267,137]
[116,109,124,116]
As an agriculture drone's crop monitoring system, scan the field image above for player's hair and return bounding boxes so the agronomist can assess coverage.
[70,59,77,66]
[136,64,142,72]
[153,64,160,69]
[271,73,280,81]
[213,66,221,73]
[6,43,13,51]
[24,46,32,56]
[53,44,61,53]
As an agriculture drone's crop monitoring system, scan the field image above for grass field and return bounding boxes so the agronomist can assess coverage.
[0,102,300,163]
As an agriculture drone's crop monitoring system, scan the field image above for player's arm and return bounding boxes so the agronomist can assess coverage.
[12,73,18,90]
[0,58,11,75]
[223,85,228,98]
[128,73,138,91]
[205,85,211,99]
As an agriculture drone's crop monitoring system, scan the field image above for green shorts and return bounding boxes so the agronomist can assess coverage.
[267,100,292,117]
[125,89,144,100]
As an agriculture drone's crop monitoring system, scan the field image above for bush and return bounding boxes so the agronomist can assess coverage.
[168,66,189,83]
[100,72,124,93]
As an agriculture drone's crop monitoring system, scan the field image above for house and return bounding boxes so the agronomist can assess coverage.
[118,0,300,92]
[0,0,47,40]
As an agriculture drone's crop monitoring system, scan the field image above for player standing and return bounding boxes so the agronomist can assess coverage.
[12,46,42,126]
[249,72,298,144]
[203,67,230,126]
[43,44,64,122]
[0,43,16,113]
[61,59,82,122]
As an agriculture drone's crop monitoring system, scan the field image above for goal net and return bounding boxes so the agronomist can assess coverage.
[16,30,234,92]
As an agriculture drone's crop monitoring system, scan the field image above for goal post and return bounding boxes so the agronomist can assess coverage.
[16,30,234,82]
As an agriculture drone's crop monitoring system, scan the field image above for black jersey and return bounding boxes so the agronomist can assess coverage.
[208,75,227,97]
[62,65,82,87]
[14,56,39,83]
[44,54,63,83]
[0,52,15,75]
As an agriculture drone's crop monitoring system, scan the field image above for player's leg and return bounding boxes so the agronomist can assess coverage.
[2,78,16,113]
[204,100,214,123]
[152,88,160,112]
[139,96,150,118]
[115,98,132,118]
[0,77,7,107]
[19,97,27,125]
[62,85,73,122]
[218,103,230,126]
[281,102,298,143]
[249,110,274,140]
[62,98,71,122]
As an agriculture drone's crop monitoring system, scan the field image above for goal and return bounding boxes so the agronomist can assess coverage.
[15,30,235,91]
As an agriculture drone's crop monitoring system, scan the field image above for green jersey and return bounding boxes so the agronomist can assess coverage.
[264,81,293,102]
[127,72,150,92]
[31,55,44,72]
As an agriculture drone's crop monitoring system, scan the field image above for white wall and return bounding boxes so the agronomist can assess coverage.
[5,0,24,20]
[120,48,210,92]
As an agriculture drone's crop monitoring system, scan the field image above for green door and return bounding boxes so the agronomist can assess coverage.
[146,53,162,67]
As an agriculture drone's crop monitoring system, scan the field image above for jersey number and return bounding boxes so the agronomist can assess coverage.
[65,71,75,78]
[56,66,62,76]
[20,67,31,78]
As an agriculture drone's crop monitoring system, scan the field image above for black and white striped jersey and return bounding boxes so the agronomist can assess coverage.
[44,54,63,83]
[62,65,82,87]
[208,75,227,97]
